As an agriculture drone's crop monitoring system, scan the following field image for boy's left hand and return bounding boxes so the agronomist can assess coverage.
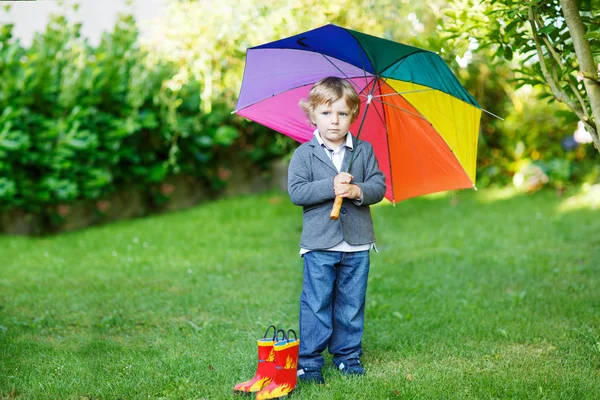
[334,183,362,200]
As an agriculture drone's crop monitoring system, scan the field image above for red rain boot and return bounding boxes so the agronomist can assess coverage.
[233,325,277,393]
[256,330,299,400]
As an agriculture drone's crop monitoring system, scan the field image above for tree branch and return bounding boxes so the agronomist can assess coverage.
[538,19,591,121]
[559,0,600,151]
[568,76,591,120]
[579,70,600,84]
[527,7,588,119]
[528,5,600,150]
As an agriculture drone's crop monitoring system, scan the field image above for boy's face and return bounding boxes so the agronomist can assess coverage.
[312,98,353,148]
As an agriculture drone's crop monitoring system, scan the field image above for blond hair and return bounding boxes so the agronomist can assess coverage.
[299,77,361,124]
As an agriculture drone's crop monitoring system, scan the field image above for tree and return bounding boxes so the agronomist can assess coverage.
[444,0,600,153]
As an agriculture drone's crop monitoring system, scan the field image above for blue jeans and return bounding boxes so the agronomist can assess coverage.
[299,250,370,370]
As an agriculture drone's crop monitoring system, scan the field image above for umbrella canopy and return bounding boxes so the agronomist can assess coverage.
[235,24,482,204]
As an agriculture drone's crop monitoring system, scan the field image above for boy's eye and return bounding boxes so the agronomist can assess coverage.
[340,113,348,117]
[322,112,330,116]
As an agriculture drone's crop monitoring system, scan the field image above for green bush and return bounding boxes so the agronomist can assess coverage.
[452,53,600,190]
[0,13,293,216]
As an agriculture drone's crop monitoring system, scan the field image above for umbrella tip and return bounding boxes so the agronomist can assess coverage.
[473,184,478,191]
[231,110,237,115]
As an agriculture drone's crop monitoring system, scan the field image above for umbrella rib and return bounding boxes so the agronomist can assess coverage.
[233,75,370,113]
[346,65,380,172]
[376,51,498,117]
[370,98,427,120]
[371,57,409,94]
[347,98,373,173]
[320,53,354,86]
[235,48,377,112]
[378,50,430,76]
[482,108,504,120]
[369,53,499,117]
[370,93,388,127]
[357,39,373,97]
[346,81,379,173]
[373,88,435,97]
[343,25,377,97]
[347,75,387,174]
[319,53,375,98]
[391,88,478,191]
[372,88,397,204]
[373,85,502,119]
[367,80,399,204]
[318,49,383,173]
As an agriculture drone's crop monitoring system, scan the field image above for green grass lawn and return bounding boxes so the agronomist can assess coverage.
[1,187,600,399]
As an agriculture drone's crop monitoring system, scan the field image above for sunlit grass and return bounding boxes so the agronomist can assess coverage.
[557,183,600,212]
[1,188,599,399]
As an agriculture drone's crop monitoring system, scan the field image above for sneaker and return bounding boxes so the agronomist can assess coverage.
[297,367,325,384]
[337,358,364,375]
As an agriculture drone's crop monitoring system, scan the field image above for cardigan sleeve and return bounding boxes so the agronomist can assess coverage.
[288,147,337,207]
[353,142,386,206]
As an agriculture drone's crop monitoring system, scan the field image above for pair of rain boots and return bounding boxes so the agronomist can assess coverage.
[233,326,299,399]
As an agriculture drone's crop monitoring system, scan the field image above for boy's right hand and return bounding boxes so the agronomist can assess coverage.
[334,172,353,186]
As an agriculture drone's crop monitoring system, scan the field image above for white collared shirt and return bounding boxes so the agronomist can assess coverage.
[300,130,373,255]
[314,129,354,173]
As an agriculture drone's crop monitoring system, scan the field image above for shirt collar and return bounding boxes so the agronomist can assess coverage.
[313,129,354,151]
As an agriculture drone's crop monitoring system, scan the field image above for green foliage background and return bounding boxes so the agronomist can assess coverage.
[1,0,598,223]
[441,0,600,187]
[0,10,293,218]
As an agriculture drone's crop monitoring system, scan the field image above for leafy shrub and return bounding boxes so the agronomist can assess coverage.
[0,12,293,218]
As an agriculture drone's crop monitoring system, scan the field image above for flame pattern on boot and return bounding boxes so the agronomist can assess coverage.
[255,338,300,400]
[233,339,276,393]
[284,355,296,369]
[267,348,275,362]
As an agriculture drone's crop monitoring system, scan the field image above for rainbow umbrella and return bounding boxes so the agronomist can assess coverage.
[234,24,483,204]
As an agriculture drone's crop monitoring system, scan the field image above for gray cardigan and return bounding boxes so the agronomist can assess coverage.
[288,136,386,250]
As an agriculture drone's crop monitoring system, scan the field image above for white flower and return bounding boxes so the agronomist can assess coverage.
[574,121,592,144]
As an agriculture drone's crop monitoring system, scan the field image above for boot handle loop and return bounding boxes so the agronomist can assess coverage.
[275,329,288,343]
[263,325,277,340]
[287,329,297,341]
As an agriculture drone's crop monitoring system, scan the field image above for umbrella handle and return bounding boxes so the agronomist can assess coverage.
[330,196,343,220]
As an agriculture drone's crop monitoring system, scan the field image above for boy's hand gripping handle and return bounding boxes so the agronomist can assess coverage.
[330,195,343,220]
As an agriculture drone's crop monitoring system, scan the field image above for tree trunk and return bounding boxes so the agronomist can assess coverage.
[559,0,600,153]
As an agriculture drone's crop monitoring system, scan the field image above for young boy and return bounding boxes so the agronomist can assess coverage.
[288,77,386,384]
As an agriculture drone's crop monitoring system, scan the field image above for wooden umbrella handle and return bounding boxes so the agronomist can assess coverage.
[330,196,343,220]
